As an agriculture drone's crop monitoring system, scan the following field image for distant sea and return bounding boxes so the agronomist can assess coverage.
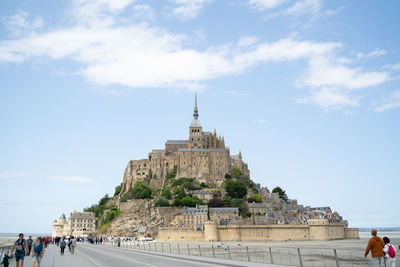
[0,233,50,246]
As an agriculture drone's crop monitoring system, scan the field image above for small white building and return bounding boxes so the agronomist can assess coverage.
[53,211,97,237]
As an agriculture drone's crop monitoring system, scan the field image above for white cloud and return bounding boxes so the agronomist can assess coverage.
[49,176,95,183]
[170,0,212,20]
[0,0,391,109]
[375,90,400,112]
[297,87,359,108]
[302,56,390,90]
[285,0,322,16]
[357,48,387,59]
[248,0,287,11]
[4,11,43,37]
[385,63,400,71]
[131,4,155,22]
[0,171,27,179]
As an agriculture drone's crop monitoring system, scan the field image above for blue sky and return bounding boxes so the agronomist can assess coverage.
[0,0,399,233]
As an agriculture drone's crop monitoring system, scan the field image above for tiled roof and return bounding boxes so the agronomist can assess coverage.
[210,207,238,213]
[248,203,268,208]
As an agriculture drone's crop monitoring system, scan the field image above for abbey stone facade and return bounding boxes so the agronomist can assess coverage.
[120,95,250,195]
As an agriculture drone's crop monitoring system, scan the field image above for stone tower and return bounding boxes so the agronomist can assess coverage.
[188,94,203,148]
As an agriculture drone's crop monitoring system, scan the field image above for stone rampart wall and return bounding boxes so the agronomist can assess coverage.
[344,228,360,239]
[157,227,204,241]
[157,221,359,241]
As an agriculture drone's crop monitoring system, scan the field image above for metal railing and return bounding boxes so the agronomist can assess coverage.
[102,240,399,267]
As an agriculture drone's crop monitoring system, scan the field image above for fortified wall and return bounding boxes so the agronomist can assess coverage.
[158,219,359,242]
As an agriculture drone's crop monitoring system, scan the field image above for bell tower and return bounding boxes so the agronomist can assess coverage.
[189,93,203,148]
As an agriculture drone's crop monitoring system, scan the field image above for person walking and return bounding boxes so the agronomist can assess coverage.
[365,229,384,267]
[60,238,67,256]
[26,236,33,255]
[44,237,49,248]
[383,236,396,267]
[70,237,77,255]
[32,237,45,267]
[67,238,72,252]
[10,233,27,267]
[1,251,12,267]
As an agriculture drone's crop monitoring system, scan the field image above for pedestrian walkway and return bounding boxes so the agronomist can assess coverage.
[7,244,93,267]
[6,243,290,267]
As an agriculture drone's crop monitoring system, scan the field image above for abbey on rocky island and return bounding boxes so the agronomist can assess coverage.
[120,94,250,195]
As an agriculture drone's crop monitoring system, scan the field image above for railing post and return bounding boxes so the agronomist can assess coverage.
[187,244,190,255]
[161,243,164,253]
[198,245,202,256]
[269,247,274,264]
[148,243,151,251]
[169,243,172,253]
[246,246,250,262]
[227,245,232,260]
[212,245,215,258]
[334,249,340,267]
[177,243,180,254]
[297,248,304,267]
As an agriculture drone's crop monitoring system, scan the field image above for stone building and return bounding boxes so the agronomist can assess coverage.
[120,94,250,195]
[209,207,239,225]
[182,205,208,230]
[52,211,96,237]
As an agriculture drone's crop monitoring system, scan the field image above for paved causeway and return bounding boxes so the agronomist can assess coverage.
[11,243,288,267]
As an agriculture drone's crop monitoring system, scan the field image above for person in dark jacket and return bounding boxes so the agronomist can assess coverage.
[1,251,12,267]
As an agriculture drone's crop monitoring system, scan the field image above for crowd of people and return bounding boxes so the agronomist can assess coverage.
[365,229,398,267]
[2,234,79,267]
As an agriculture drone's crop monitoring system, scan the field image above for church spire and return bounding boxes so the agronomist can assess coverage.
[193,93,199,120]
[190,92,201,128]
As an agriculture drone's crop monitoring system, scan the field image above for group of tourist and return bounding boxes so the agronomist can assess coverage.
[365,229,397,267]
[2,234,47,267]
[1,234,78,267]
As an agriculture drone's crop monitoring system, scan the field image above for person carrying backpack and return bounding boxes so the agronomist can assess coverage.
[60,238,67,256]
[31,237,45,267]
[383,236,396,267]
[10,233,27,267]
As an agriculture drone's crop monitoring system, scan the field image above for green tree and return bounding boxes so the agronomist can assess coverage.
[200,182,209,188]
[224,173,232,179]
[99,194,110,206]
[173,196,203,207]
[173,187,186,199]
[272,186,288,201]
[155,199,170,207]
[252,194,262,203]
[101,207,120,225]
[172,177,195,186]
[231,168,243,178]
[161,189,172,199]
[231,198,248,214]
[121,182,152,201]
[222,195,232,207]
[114,183,122,196]
[224,180,247,198]
[166,166,178,180]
